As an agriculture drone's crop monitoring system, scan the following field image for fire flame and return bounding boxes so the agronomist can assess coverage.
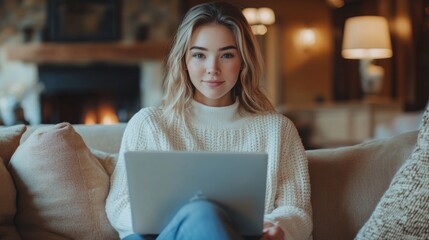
[83,102,119,125]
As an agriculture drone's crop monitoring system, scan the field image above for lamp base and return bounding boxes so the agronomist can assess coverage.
[359,59,384,96]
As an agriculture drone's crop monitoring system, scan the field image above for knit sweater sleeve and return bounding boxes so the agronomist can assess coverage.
[264,118,313,240]
[105,110,149,238]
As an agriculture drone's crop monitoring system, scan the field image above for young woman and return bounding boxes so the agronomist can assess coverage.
[106,2,312,240]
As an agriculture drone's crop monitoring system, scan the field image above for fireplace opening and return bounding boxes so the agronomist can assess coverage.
[83,100,119,125]
[39,64,140,124]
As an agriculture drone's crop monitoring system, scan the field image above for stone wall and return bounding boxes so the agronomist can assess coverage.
[0,0,180,44]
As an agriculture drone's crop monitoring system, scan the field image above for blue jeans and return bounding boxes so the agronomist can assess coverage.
[123,200,245,240]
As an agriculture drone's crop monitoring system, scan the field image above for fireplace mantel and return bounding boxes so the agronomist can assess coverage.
[5,41,170,64]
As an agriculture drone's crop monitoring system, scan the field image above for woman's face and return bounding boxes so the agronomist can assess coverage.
[186,23,242,107]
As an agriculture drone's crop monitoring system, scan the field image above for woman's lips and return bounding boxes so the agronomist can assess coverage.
[202,80,224,87]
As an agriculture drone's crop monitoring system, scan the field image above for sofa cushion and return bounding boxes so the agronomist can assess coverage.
[9,122,118,240]
[0,159,21,240]
[308,130,417,240]
[0,124,26,164]
[0,124,26,240]
[356,108,429,239]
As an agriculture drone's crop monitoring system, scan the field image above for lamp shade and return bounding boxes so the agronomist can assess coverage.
[258,8,275,25]
[242,7,275,25]
[342,16,392,59]
[242,8,259,25]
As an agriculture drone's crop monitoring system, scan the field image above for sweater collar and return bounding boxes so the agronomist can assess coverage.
[189,99,245,129]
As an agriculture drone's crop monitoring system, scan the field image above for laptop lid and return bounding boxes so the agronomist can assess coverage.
[125,150,268,236]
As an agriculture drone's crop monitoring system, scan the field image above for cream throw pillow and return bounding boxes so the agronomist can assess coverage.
[0,124,26,240]
[9,123,118,240]
[356,108,429,239]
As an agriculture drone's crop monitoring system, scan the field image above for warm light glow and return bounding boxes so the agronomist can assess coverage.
[243,7,275,25]
[342,16,392,59]
[84,110,97,125]
[99,103,119,125]
[258,8,275,25]
[326,0,344,8]
[83,102,119,125]
[243,7,275,35]
[394,16,412,40]
[242,8,259,25]
[300,28,316,49]
[343,49,392,59]
[251,24,268,35]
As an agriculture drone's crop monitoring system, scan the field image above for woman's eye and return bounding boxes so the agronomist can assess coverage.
[222,53,234,59]
[192,53,204,59]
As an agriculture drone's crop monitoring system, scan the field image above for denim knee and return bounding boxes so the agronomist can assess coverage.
[178,200,229,221]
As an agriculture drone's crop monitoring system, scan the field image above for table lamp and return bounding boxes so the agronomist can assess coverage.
[342,16,392,97]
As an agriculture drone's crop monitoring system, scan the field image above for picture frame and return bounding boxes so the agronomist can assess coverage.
[47,0,121,42]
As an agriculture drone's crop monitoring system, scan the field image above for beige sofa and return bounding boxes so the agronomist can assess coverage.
[0,123,419,240]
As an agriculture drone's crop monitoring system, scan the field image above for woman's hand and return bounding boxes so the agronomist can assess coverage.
[260,222,284,240]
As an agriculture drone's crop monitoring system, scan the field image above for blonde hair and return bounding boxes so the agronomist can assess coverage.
[162,1,274,123]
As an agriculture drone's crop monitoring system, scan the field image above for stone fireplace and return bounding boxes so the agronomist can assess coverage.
[33,0,135,124]
[4,42,167,125]
[2,0,174,125]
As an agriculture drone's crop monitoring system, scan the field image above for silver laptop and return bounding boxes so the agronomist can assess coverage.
[125,150,268,237]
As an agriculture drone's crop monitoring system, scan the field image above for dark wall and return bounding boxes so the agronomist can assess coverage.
[409,0,429,110]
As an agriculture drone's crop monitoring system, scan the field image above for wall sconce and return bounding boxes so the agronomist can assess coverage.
[342,16,392,97]
[326,0,344,8]
[299,27,316,51]
[242,7,275,35]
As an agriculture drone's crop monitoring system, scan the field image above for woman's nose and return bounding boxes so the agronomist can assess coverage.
[207,69,220,75]
[206,58,220,75]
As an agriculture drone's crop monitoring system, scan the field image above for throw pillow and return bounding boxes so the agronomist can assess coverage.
[356,107,429,239]
[0,124,26,240]
[9,122,119,240]
[0,158,20,240]
[0,124,26,164]
[91,148,118,177]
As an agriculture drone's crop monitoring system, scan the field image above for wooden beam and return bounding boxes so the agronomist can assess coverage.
[5,41,170,64]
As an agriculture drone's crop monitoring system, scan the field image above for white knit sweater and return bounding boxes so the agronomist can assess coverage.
[106,100,312,240]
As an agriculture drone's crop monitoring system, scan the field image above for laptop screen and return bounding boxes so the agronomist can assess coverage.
[125,150,268,236]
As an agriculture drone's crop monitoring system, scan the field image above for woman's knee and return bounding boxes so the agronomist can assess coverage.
[178,200,229,221]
